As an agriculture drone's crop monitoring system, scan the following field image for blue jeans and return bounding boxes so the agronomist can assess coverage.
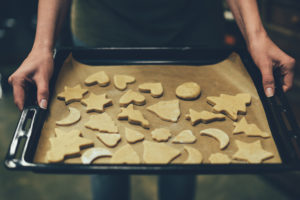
[73,35,196,200]
[91,175,196,200]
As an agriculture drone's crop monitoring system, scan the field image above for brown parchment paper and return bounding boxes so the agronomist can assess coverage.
[34,53,281,164]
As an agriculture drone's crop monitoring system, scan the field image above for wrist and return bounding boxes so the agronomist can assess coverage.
[246,26,268,48]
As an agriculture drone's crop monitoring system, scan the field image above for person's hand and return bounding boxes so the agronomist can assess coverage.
[8,49,54,111]
[248,32,296,97]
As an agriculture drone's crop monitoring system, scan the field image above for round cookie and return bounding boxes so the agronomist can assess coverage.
[175,82,201,100]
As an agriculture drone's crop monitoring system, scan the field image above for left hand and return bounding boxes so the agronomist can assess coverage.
[247,33,296,97]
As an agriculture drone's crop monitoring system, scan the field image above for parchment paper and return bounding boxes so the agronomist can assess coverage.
[34,53,281,164]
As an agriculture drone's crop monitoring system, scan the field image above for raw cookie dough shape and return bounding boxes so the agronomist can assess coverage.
[113,75,135,91]
[57,84,88,104]
[117,104,150,129]
[233,117,270,138]
[200,128,230,150]
[172,130,196,144]
[125,127,145,143]
[81,93,112,113]
[207,93,251,121]
[209,153,231,164]
[110,144,140,164]
[184,146,203,164]
[138,82,163,97]
[185,109,225,125]
[232,140,274,163]
[119,89,146,107]
[96,133,121,147]
[151,128,172,142]
[46,129,94,163]
[84,71,110,86]
[56,107,81,126]
[147,99,180,122]
[81,147,112,164]
[85,113,118,133]
[143,141,181,164]
[175,82,201,100]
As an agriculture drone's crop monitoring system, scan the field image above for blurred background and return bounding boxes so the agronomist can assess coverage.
[0,0,299,199]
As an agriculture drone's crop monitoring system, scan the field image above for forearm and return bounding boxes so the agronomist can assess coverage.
[32,0,71,52]
[226,0,267,47]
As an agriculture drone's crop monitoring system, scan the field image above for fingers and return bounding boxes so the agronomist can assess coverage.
[260,64,275,97]
[281,57,295,92]
[35,76,49,109]
[8,76,26,111]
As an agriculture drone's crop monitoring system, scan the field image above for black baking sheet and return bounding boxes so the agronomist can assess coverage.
[4,47,300,174]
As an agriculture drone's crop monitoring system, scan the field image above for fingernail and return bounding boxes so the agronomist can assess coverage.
[40,99,47,109]
[265,87,274,97]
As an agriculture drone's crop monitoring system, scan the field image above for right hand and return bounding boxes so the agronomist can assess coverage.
[8,49,54,111]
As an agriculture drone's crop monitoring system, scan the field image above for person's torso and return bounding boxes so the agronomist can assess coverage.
[71,0,225,47]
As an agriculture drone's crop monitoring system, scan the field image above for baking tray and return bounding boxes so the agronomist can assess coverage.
[4,47,300,174]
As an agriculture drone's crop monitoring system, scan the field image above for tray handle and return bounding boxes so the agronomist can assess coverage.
[5,106,42,169]
[272,68,300,162]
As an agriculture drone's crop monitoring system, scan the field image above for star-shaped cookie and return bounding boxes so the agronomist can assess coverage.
[117,104,150,129]
[46,129,94,163]
[57,84,88,104]
[232,140,274,163]
[233,117,270,138]
[85,113,118,133]
[81,93,112,113]
[207,93,251,121]
[185,109,225,125]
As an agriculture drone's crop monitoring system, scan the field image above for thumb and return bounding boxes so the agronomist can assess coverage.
[36,78,49,109]
[260,66,275,97]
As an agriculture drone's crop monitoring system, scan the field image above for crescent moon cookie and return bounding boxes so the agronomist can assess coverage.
[81,148,112,164]
[143,141,181,164]
[125,127,145,143]
[233,117,270,138]
[56,107,81,126]
[113,75,135,90]
[147,99,180,122]
[208,153,231,164]
[81,93,112,113]
[184,146,203,164]
[119,89,146,107]
[84,71,110,86]
[175,82,201,100]
[138,82,163,97]
[207,93,251,121]
[200,128,230,150]
[110,144,140,164]
[57,84,88,104]
[117,104,150,129]
[151,128,172,142]
[46,129,94,163]
[232,140,274,163]
[85,113,118,133]
[96,133,121,148]
[185,109,225,125]
[172,130,196,144]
